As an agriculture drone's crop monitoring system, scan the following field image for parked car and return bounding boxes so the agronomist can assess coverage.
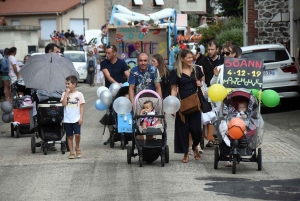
[29,52,64,57]
[241,44,299,102]
[63,51,87,82]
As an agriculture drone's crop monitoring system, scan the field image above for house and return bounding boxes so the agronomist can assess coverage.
[243,0,300,57]
[0,0,106,49]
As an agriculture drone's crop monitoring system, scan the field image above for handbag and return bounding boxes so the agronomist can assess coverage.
[178,67,201,115]
[88,66,95,73]
[198,88,212,113]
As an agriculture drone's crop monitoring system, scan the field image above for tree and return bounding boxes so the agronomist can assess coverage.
[217,0,243,17]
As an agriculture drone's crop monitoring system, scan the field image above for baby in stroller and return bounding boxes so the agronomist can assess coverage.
[140,100,162,133]
[215,88,264,174]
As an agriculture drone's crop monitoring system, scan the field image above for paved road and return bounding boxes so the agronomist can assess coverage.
[0,84,299,201]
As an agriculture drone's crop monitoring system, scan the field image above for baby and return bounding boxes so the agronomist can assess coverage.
[236,102,248,119]
[140,100,161,133]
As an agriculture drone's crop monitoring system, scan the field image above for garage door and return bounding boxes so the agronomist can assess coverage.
[40,19,56,40]
[70,19,88,36]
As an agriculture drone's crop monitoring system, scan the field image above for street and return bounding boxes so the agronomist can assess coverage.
[0,84,299,201]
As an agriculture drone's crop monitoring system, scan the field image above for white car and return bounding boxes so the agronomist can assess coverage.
[63,51,87,82]
[241,44,299,101]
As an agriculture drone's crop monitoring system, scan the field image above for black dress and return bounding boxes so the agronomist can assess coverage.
[160,72,171,99]
[169,67,204,153]
[86,59,95,86]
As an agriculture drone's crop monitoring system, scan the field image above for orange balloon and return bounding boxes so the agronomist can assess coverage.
[227,118,246,140]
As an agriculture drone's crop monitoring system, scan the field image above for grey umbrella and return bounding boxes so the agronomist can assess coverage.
[19,53,79,93]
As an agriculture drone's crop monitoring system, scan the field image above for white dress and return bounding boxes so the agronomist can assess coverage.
[96,64,104,84]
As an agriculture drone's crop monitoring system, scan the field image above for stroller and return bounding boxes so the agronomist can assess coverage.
[108,86,133,150]
[10,80,34,138]
[30,90,67,155]
[214,88,264,174]
[127,90,169,167]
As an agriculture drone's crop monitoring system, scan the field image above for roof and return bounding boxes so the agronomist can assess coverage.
[0,0,81,16]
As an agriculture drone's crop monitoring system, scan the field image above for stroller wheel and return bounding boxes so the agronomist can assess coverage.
[121,135,125,150]
[161,156,165,167]
[139,156,143,167]
[232,155,237,174]
[11,123,14,137]
[214,146,219,169]
[110,133,115,148]
[257,148,262,171]
[16,126,20,138]
[31,137,36,153]
[165,145,169,163]
[43,147,48,155]
[127,145,132,164]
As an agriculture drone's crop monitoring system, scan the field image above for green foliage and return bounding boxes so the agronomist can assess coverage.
[188,14,199,28]
[221,17,243,30]
[216,28,243,47]
[217,0,243,17]
[198,23,224,47]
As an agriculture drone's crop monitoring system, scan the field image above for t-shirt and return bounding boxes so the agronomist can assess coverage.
[65,32,70,38]
[101,58,129,88]
[196,55,224,87]
[128,65,161,95]
[8,55,20,84]
[60,91,85,123]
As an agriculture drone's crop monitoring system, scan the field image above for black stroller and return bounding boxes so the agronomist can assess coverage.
[127,90,169,167]
[214,89,264,174]
[30,90,67,155]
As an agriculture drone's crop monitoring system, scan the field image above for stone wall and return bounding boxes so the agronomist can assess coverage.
[105,0,179,22]
[254,0,290,45]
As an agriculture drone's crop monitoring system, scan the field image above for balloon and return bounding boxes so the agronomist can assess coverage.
[251,89,259,98]
[95,99,109,111]
[9,111,14,122]
[122,82,129,87]
[1,101,13,113]
[261,90,280,107]
[109,83,121,96]
[113,97,132,114]
[100,90,113,106]
[208,84,227,102]
[227,118,246,140]
[97,86,109,98]
[2,113,11,123]
[163,96,180,114]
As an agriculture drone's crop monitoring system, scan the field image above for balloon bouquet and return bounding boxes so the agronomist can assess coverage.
[1,101,14,123]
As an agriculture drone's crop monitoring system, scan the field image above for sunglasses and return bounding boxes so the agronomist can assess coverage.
[222,51,231,56]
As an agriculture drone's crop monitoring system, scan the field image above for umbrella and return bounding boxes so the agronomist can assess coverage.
[19,53,79,93]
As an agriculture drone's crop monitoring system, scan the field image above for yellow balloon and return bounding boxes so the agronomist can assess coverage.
[208,84,227,102]
[226,88,233,95]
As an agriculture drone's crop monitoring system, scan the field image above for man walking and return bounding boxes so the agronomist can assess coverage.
[101,45,129,145]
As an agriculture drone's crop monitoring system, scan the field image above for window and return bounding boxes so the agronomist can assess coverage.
[153,0,164,6]
[64,53,85,62]
[132,0,143,6]
[11,20,20,26]
[40,19,56,40]
[242,50,289,63]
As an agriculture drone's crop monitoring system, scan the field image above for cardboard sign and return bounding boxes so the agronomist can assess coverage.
[223,58,263,89]
[176,14,188,27]
[108,27,168,62]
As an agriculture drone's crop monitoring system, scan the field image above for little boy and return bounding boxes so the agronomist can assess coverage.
[236,102,248,119]
[61,76,85,159]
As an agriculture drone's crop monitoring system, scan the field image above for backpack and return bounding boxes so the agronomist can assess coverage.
[0,56,9,76]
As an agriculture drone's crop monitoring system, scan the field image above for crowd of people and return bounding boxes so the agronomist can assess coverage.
[50,29,83,49]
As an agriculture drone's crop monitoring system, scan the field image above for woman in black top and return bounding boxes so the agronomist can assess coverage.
[170,49,203,163]
[151,54,170,99]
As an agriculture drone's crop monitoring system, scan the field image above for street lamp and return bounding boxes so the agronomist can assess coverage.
[81,0,86,36]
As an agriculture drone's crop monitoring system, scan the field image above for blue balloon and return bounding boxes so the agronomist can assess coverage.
[95,99,108,111]
[122,82,129,87]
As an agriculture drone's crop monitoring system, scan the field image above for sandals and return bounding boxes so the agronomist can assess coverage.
[206,140,214,147]
[225,161,232,167]
[182,154,189,163]
[193,148,201,161]
[69,153,75,159]
[75,149,82,158]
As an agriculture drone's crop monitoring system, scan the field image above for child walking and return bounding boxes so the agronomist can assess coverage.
[96,59,104,86]
[61,75,85,159]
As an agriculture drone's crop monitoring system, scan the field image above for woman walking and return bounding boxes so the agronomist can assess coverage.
[86,51,97,86]
[170,49,203,163]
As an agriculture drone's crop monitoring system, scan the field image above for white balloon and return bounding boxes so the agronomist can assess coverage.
[100,90,113,106]
[109,83,121,96]
[97,86,109,98]
[163,96,180,114]
[113,97,132,114]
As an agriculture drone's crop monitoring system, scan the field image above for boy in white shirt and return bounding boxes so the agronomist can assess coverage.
[61,75,85,159]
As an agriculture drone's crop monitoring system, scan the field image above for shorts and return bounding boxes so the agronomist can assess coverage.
[2,76,10,81]
[64,122,81,137]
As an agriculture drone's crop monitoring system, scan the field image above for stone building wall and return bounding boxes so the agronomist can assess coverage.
[254,0,290,45]
[105,0,179,22]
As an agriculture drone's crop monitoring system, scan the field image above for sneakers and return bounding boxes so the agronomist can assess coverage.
[225,161,232,167]
[49,145,57,151]
[103,138,111,145]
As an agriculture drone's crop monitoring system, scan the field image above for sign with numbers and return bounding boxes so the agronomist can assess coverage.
[223,58,264,89]
[117,113,132,133]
